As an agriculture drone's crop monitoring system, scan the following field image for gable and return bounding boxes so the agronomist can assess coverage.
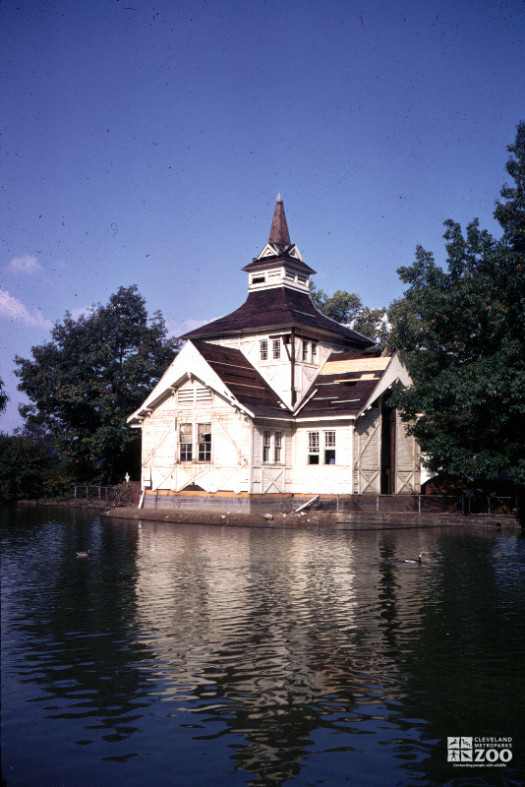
[127,341,240,424]
[128,339,291,425]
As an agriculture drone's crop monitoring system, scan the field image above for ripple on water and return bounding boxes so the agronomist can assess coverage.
[1,514,524,787]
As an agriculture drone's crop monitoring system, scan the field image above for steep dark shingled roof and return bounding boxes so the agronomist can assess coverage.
[183,288,374,348]
[193,340,291,419]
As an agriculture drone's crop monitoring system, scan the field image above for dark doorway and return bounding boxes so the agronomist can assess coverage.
[381,395,396,494]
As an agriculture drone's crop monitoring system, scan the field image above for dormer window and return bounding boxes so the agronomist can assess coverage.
[302,340,319,363]
[272,339,281,359]
[260,340,268,360]
[302,340,308,361]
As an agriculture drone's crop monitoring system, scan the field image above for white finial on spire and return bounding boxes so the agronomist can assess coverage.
[276,191,283,203]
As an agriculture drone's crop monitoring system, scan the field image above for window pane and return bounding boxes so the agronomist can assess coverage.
[263,430,271,463]
[198,423,211,462]
[180,424,192,461]
[302,341,308,361]
[324,431,336,447]
[180,424,192,442]
[308,432,319,452]
[274,431,283,463]
[308,431,320,464]
[272,339,280,359]
[260,340,268,360]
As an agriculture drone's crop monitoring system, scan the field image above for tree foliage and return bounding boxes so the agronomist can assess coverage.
[15,286,179,484]
[389,122,525,484]
[311,286,389,347]
[0,433,48,502]
[0,375,7,414]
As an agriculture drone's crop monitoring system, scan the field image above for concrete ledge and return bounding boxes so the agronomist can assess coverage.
[102,506,519,530]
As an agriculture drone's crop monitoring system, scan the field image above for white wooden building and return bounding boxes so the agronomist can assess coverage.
[128,195,421,506]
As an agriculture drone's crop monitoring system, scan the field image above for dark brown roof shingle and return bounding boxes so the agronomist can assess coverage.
[193,340,291,419]
[296,352,390,418]
[183,288,374,348]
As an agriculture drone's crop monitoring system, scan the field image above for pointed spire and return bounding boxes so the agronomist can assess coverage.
[269,192,291,247]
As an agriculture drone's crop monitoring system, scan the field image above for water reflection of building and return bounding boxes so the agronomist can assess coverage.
[132,523,441,783]
[133,523,361,781]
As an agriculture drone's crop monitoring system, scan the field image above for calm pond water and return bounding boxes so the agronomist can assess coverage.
[1,507,524,787]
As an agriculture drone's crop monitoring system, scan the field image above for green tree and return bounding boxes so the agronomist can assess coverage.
[389,122,525,485]
[0,433,48,502]
[0,375,7,414]
[310,286,389,347]
[15,285,179,484]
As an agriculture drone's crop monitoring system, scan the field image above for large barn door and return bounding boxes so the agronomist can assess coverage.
[394,412,420,494]
[353,406,381,494]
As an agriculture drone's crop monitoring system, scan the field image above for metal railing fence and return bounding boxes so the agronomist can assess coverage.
[74,486,118,501]
[326,495,517,516]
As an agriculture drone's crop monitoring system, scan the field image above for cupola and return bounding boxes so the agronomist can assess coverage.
[242,193,316,294]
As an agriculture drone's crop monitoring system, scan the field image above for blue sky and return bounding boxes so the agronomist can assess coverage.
[2,0,524,432]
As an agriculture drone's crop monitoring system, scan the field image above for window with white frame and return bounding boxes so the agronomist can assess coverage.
[198,423,212,461]
[324,430,336,464]
[179,423,212,462]
[179,423,193,461]
[302,340,308,361]
[262,430,284,464]
[260,340,268,360]
[308,431,320,464]
[302,340,318,363]
[272,338,281,359]
[263,430,272,463]
[307,430,336,465]
[274,431,283,463]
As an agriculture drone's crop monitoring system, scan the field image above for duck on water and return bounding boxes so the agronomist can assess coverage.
[386,554,423,565]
